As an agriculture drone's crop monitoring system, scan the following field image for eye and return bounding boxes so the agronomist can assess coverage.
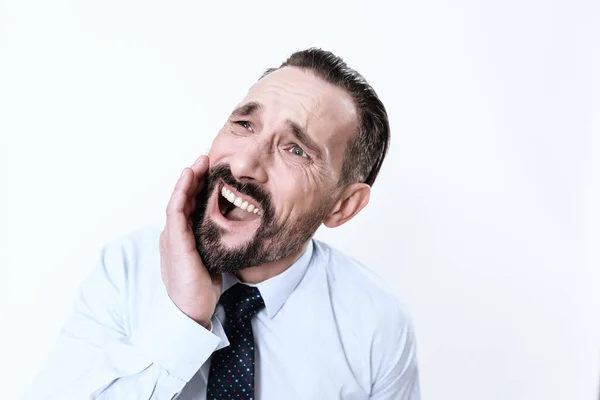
[235,121,252,131]
[288,145,309,158]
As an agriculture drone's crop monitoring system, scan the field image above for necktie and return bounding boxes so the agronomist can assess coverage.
[207,283,265,400]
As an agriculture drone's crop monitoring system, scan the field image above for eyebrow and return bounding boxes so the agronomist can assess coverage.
[285,119,323,159]
[230,101,263,118]
[230,101,323,159]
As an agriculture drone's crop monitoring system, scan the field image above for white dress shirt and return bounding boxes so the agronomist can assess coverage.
[25,227,420,399]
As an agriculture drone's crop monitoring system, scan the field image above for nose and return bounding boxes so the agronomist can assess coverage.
[229,141,269,184]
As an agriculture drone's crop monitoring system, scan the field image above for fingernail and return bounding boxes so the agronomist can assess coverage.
[181,169,187,177]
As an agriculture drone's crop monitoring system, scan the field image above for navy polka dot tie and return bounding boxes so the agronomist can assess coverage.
[207,283,265,400]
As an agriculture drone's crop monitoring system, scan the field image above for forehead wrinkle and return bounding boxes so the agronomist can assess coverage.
[262,83,321,115]
[253,83,332,156]
[247,68,356,171]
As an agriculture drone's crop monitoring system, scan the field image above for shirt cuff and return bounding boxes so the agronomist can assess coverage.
[135,287,226,383]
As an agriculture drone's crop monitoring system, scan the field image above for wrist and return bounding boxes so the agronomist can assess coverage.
[186,311,213,329]
[190,315,212,330]
[165,292,214,328]
[201,319,212,331]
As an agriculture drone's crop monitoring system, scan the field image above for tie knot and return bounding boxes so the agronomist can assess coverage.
[220,283,265,321]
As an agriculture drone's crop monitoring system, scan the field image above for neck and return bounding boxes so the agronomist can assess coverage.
[235,240,310,284]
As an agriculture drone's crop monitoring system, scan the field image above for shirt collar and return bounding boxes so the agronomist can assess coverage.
[221,240,314,319]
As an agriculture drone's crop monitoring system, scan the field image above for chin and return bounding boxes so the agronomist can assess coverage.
[216,231,257,250]
[192,166,291,274]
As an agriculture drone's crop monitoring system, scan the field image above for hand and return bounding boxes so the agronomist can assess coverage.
[159,155,222,328]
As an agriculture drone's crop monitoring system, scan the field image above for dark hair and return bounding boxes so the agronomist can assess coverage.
[261,48,390,187]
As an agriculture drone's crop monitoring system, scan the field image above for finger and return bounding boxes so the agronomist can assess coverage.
[188,156,209,189]
[188,156,210,196]
[185,196,197,216]
[166,168,193,233]
[186,171,202,197]
[190,155,209,176]
[183,197,197,217]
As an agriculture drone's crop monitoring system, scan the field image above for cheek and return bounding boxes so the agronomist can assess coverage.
[207,130,226,159]
[208,130,247,160]
[270,173,315,215]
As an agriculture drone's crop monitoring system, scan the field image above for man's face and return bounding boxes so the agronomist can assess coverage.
[192,67,358,273]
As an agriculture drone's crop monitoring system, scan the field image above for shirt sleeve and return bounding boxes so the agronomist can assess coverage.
[369,303,421,400]
[24,237,227,400]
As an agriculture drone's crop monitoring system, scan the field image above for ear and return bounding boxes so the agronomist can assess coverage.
[323,183,371,228]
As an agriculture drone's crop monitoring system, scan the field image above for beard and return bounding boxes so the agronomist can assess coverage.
[191,163,333,274]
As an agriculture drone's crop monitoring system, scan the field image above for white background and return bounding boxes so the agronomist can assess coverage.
[1,0,599,399]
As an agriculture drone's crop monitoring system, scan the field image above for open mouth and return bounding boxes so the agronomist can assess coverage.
[217,182,262,222]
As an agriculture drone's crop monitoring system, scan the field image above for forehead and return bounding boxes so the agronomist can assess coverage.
[240,67,358,161]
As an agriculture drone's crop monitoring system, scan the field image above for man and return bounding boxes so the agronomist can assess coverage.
[26,48,420,399]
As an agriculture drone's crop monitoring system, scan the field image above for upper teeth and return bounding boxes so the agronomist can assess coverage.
[221,186,260,215]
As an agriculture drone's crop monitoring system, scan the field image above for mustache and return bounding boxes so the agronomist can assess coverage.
[206,164,274,219]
